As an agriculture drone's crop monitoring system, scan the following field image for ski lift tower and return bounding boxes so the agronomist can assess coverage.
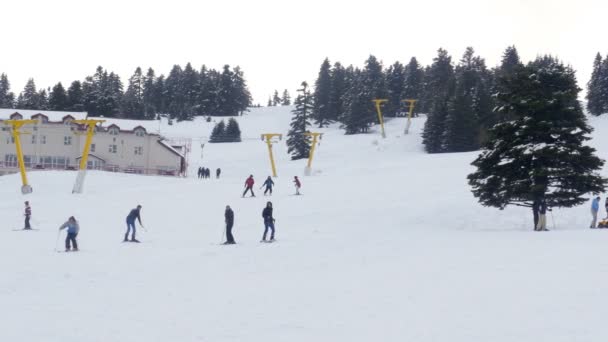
[261,133,282,177]
[402,99,418,134]
[4,119,37,194]
[303,132,323,176]
[372,99,389,138]
[72,119,105,194]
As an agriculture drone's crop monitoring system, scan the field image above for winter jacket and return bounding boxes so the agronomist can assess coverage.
[263,178,274,188]
[262,207,273,222]
[60,220,80,234]
[294,178,301,187]
[245,177,254,187]
[225,208,234,225]
[25,206,31,216]
[127,208,142,224]
[592,198,600,211]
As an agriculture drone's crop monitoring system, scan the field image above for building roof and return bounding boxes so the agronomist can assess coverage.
[0,108,88,121]
[89,117,160,133]
[158,139,185,159]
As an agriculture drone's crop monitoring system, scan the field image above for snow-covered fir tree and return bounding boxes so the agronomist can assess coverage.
[385,61,405,117]
[17,78,41,109]
[225,118,242,142]
[468,56,606,229]
[287,82,312,160]
[272,90,281,106]
[0,73,15,108]
[142,68,157,119]
[209,120,226,143]
[122,67,145,119]
[48,82,69,111]
[586,53,606,116]
[67,81,83,111]
[402,57,424,115]
[312,58,333,127]
[328,62,347,122]
[281,89,291,105]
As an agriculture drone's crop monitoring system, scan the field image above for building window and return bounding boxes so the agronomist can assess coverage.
[32,135,37,144]
[41,135,46,144]
[109,144,117,153]
[135,129,145,137]
[64,136,72,145]
[109,127,119,135]
[134,146,143,155]
[90,144,96,152]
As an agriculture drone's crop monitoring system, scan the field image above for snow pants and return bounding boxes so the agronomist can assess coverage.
[243,186,255,197]
[66,232,78,250]
[25,215,31,229]
[536,214,547,231]
[264,186,272,195]
[226,222,235,243]
[263,220,275,240]
[591,209,598,228]
[126,220,136,239]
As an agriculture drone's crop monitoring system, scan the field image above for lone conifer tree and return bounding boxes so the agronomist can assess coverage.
[287,82,312,160]
[468,56,606,229]
[225,118,242,142]
[209,120,226,143]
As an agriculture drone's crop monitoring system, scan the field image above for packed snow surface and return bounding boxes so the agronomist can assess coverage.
[2,106,608,341]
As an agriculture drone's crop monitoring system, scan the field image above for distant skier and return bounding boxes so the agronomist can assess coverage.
[261,201,275,242]
[535,197,549,231]
[605,198,608,219]
[224,205,235,244]
[243,175,255,197]
[293,176,301,195]
[59,216,80,252]
[591,196,600,228]
[206,168,210,179]
[124,205,143,242]
[261,176,274,196]
[24,201,32,230]
[198,167,203,179]
[216,168,221,179]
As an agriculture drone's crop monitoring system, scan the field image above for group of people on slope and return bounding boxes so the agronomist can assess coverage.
[198,167,221,179]
[223,201,276,244]
[243,175,301,197]
[590,196,608,228]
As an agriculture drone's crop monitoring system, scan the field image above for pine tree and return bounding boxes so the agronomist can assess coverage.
[287,82,312,160]
[17,78,40,109]
[182,62,199,118]
[468,56,606,228]
[422,49,455,153]
[402,57,424,115]
[0,73,15,108]
[342,69,370,134]
[232,66,251,115]
[67,81,84,111]
[281,89,291,105]
[312,58,333,127]
[37,89,49,110]
[225,118,242,142]
[385,61,405,117]
[597,56,608,115]
[267,97,272,107]
[272,90,281,106]
[586,53,603,115]
[165,65,185,120]
[122,67,145,118]
[216,65,236,116]
[209,120,226,143]
[143,68,157,119]
[360,55,387,131]
[48,82,69,111]
[328,62,347,122]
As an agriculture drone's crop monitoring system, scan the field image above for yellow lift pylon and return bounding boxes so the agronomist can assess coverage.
[4,120,37,194]
[303,132,323,176]
[372,99,389,138]
[72,119,105,194]
[261,133,282,177]
[402,99,418,134]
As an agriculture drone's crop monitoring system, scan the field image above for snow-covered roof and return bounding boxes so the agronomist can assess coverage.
[158,139,185,159]
[0,108,88,121]
[89,117,160,133]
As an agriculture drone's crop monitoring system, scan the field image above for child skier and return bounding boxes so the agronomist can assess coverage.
[261,176,274,196]
[24,201,32,230]
[293,176,301,195]
[59,216,80,252]
[261,201,275,242]
[224,205,235,244]
[243,175,255,197]
[124,205,144,242]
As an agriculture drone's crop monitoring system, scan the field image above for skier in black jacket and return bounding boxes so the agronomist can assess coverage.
[224,205,235,244]
[261,201,275,242]
[124,205,143,242]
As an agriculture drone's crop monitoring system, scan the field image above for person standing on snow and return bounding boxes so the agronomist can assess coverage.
[59,216,80,252]
[591,196,600,228]
[261,176,274,196]
[535,197,550,231]
[532,198,540,230]
[243,175,255,197]
[224,205,235,244]
[124,205,144,242]
[605,198,608,219]
[293,176,301,195]
[216,168,221,179]
[261,201,275,242]
[24,201,32,230]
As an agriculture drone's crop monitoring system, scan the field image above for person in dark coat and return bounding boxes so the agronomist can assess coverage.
[243,175,255,197]
[535,197,549,231]
[261,176,274,196]
[124,205,143,242]
[59,216,80,252]
[294,176,301,195]
[216,168,221,179]
[198,167,202,179]
[24,201,32,230]
[261,201,275,242]
[532,198,540,230]
[224,205,235,244]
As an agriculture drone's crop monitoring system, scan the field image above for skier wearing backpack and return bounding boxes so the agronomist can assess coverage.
[224,205,235,244]
[24,201,32,230]
[261,176,274,196]
[124,205,143,242]
[243,175,255,197]
[293,176,301,195]
[59,216,80,252]
[261,201,275,242]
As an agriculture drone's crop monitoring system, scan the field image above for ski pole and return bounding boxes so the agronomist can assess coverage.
[140,224,148,232]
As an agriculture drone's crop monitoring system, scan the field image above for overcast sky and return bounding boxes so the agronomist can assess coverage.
[2,0,606,105]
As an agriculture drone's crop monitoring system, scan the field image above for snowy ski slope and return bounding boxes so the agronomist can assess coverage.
[1,106,608,342]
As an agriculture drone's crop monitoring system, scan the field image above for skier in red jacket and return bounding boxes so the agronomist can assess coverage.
[243,175,255,197]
